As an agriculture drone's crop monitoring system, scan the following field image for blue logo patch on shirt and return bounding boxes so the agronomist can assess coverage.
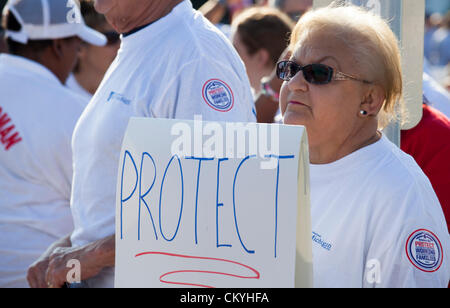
[107,92,131,105]
[202,79,234,112]
[406,229,443,272]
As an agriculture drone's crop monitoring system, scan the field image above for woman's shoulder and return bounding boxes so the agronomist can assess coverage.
[370,135,431,190]
[367,136,444,227]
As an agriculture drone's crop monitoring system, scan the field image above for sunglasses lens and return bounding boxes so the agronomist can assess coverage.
[304,64,332,84]
[277,61,298,81]
[277,62,334,84]
[277,61,288,80]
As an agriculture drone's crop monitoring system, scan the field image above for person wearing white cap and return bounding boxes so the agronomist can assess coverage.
[32,0,256,288]
[66,0,121,101]
[0,0,106,288]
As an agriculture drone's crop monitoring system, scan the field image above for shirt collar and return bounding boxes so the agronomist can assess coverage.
[0,54,61,85]
[120,0,193,50]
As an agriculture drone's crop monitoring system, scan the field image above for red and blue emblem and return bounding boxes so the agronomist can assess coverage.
[202,79,234,112]
[405,229,443,273]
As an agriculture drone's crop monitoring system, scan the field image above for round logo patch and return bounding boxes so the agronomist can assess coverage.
[405,229,443,272]
[202,79,234,112]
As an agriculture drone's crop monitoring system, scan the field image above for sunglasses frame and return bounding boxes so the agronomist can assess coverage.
[276,60,372,85]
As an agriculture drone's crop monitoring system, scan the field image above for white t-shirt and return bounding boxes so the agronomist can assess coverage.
[70,0,255,287]
[310,135,450,287]
[0,54,86,287]
[66,73,93,103]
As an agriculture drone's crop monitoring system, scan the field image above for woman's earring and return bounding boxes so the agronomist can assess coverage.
[360,110,368,116]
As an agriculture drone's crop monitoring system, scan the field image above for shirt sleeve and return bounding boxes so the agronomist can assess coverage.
[364,184,450,288]
[151,56,256,123]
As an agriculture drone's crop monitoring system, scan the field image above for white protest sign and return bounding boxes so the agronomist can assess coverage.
[114,118,312,288]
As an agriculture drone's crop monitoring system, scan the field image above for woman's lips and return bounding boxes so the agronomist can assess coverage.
[288,100,306,106]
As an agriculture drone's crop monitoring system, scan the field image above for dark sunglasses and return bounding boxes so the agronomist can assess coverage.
[102,31,120,45]
[276,60,372,85]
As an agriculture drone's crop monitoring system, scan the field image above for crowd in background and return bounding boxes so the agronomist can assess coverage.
[190,0,450,94]
[424,1,450,92]
[0,1,448,110]
[0,0,449,288]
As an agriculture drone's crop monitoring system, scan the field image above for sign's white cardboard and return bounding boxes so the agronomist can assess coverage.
[115,118,312,288]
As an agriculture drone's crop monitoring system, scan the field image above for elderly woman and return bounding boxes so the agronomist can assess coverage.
[277,4,450,287]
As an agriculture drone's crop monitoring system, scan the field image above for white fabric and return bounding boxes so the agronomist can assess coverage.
[423,72,450,119]
[310,135,450,288]
[0,54,87,287]
[66,73,93,102]
[69,0,255,287]
[4,0,106,46]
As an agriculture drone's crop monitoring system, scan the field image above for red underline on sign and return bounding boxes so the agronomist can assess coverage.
[135,251,260,288]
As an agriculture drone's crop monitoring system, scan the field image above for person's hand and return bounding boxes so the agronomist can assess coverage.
[27,255,52,288]
[45,235,115,288]
[45,246,82,288]
[27,234,72,288]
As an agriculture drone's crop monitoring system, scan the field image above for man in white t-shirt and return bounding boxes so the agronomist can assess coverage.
[34,0,256,288]
[0,0,106,287]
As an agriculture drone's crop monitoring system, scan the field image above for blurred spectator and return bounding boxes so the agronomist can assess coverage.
[0,27,6,53]
[198,0,256,25]
[444,72,450,92]
[0,0,6,53]
[0,0,6,16]
[424,12,442,63]
[66,0,120,101]
[425,11,450,67]
[426,0,450,16]
[246,0,312,123]
[191,0,208,8]
[231,7,293,93]
[424,10,450,91]
[269,0,312,22]
[423,71,450,118]
[231,6,293,123]
[401,101,450,233]
[0,0,105,288]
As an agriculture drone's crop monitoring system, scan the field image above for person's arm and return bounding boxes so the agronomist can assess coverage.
[363,184,450,288]
[255,73,284,123]
[44,234,115,288]
[27,234,72,288]
[255,48,291,123]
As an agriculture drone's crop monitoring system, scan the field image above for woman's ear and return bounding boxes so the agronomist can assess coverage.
[360,84,385,116]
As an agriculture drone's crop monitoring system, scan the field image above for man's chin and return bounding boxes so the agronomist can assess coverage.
[93,0,113,15]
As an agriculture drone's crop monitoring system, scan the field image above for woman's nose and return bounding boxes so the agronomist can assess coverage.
[287,69,308,92]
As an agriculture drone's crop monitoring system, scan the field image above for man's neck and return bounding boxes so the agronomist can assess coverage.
[19,50,66,84]
[109,0,184,34]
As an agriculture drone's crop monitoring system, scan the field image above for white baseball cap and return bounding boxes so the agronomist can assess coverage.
[3,0,107,46]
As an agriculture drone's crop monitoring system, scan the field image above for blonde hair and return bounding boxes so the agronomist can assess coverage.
[289,3,404,128]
